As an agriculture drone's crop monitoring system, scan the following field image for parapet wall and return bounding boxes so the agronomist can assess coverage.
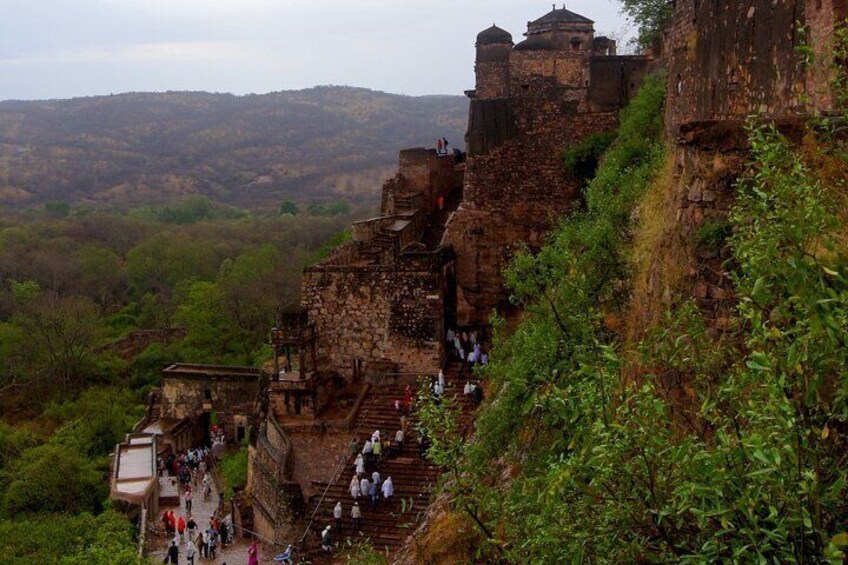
[509,50,590,96]
[665,0,846,132]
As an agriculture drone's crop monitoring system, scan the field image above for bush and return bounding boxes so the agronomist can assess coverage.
[220,445,249,501]
[562,130,617,182]
[0,509,147,565]
[3,444,106,516]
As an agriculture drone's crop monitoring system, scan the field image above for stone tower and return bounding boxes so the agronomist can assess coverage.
[475,25,513,99]
[446,6,650,326]
[522,5,595,52]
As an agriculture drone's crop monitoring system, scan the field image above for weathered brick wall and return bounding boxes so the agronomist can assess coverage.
[806,0,848,110]
[466,98,517,156]
[447,93,618,324]
[589,56,652,112]
[475,61,511,99]
[637,0,846,341]
[510,50,590,95]
[665,0,845,132]
[160,376,259,438]
[382,149,462,216]
[302,261,443,380]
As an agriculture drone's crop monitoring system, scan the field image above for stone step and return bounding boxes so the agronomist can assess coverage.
[302,361,477,560]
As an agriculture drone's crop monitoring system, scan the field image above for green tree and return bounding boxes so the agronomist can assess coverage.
[16,295,101,393]
[619,0,673,50]
[2,443,105,516]
[43,201,70,218]
[279,200,299,215]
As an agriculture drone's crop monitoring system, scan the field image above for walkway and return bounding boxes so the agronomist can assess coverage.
[149,471,274,564]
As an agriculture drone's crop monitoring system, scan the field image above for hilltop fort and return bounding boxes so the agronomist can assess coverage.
[110,1,848,561]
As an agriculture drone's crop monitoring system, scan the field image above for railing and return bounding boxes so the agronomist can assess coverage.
[137,505,148,558]
[131,389,162,434]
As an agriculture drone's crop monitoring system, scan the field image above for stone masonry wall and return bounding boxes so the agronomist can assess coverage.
[302,263,443,380]
[665,0,845,133]
[510,50,590,96]
[635,0,846,342]
[475,61,511,100]
[160,376,259,438]
[382,149,462,216]
[447,78,618,324]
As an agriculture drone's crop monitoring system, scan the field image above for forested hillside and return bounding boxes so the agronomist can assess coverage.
[0,202,357,562]
[0,87,466,209]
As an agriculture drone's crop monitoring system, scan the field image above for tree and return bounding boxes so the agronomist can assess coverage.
[43,201,70,218]
[278,200,299,216]
[619,0,673,50]
[16,295,101,393]
[2,443,105,516]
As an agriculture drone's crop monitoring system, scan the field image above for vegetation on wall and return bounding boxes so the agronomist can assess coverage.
[421,70,848,563]
[419,71,668,561]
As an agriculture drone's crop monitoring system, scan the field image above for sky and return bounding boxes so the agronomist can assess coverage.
[0,0,632,101]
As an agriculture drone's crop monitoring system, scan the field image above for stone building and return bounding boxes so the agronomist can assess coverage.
[445,5,651,326]
[301,148,463,381]
[159,363,263,445]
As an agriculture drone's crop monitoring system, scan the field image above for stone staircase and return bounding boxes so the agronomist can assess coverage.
[301,365,475,562]
[422,187,463,251]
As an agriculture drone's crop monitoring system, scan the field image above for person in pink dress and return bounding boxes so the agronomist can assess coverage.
[248,539,260,565]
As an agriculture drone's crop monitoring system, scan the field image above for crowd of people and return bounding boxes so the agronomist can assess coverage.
[446,328,489,369]
[158,431,238,565]
[161,509,234,564]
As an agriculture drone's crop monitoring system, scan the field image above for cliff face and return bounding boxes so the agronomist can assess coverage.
[403,2,848,563]
[629,0,846,341]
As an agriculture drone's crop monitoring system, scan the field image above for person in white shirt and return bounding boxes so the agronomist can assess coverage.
[333,501,343,531]
[351,502,362,531]
[381,476,394,502]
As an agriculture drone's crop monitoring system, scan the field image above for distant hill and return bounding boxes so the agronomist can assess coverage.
[0,87,467,210]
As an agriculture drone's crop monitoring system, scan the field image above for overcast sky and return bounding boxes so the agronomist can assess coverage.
[1,1,632,101]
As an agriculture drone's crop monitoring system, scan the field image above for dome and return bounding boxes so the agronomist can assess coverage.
[514,36,557,51]
[476,25,513,46]
[530,7,593,26]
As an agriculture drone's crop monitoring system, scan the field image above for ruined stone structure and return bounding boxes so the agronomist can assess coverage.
[445,6,651,326]
[302,148,463,380]
[160,363,263,445]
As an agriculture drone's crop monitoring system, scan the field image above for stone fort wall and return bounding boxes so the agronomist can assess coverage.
[448,101,618,324]
[302,256,445,380]
[630,0,848,344]
[665,0,847,132]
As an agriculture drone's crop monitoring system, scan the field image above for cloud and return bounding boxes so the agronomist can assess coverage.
[1,41,256,66]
